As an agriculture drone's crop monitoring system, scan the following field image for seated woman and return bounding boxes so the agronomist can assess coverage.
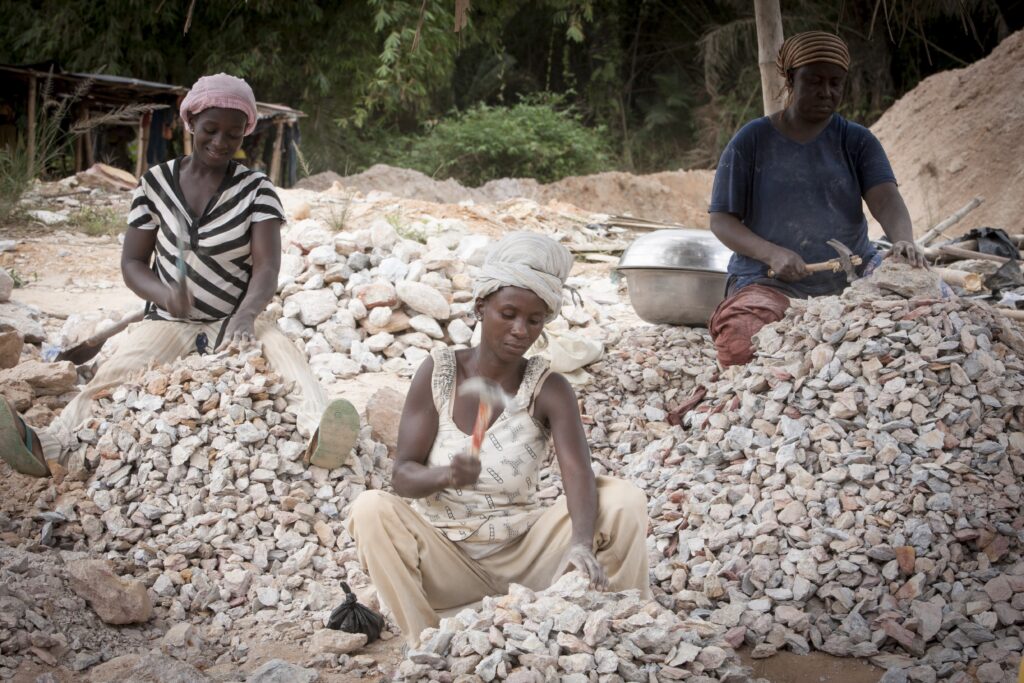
[0,73,358,477]
[708,31,927,367]
[348,232,651,647]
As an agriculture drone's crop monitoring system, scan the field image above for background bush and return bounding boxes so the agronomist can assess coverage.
[390,99,612,185]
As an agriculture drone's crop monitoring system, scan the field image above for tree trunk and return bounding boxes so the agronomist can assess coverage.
[754,0,785,115]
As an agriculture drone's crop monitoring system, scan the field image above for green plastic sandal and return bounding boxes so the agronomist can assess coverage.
[0,400,50,478]
[308,398,361,470]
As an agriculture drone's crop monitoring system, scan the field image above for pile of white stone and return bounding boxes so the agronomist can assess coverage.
[272,218,602,382]
[602,265,1024,683]
[53,349,391,671]
[398,572,764,683]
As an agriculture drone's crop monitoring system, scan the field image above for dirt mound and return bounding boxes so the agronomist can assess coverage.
[872,29,1024,237]
[294,171,346,192]
[308,164,714,227]
[540,169,714,227]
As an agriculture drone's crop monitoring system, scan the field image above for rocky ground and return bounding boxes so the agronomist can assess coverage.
[1,169,1022,682]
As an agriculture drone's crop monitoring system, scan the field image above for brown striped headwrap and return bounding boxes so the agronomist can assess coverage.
[775,31,851,77]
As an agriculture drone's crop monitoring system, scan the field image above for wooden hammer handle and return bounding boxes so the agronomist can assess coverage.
[768,255,863,278]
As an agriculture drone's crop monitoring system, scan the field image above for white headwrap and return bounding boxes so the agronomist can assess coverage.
[474,232,573,322]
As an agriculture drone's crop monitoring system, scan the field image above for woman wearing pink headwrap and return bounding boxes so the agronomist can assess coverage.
[0,74,359,478]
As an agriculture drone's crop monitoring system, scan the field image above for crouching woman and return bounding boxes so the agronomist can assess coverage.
[347,232,651,646]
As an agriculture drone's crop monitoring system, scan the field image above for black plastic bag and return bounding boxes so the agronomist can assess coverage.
[954,227,1021,260]
[327,582,385,644]
[985,258,1024,293]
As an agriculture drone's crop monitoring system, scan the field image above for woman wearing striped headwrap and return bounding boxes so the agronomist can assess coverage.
[707,31,927,367]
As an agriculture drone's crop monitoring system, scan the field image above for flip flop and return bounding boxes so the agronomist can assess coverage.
[0,399,50,478]
[308,398,361,470]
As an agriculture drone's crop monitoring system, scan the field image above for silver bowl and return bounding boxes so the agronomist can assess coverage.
[617,229,732,326]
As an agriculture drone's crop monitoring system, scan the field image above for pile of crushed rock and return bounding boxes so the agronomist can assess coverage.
[398,572,763,683]
[593,264,1024,683]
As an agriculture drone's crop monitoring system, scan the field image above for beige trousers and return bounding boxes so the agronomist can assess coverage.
[347,476,652,646]
[38,318,326,463]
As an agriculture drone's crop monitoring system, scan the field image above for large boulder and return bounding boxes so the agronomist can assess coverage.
[89,652,209,683]
[0,326,24,369]
[0,360,77,395]
[366,387,406,454]
[66,559,153,625]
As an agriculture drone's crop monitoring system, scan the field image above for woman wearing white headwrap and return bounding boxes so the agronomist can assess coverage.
[348,232,651,647]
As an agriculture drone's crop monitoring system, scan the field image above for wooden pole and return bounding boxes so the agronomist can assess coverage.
[83,108,94,167]
[183,128,192,156]
[938,245,1013,265]
[134,116,145,178]
[754,0,786,115]
[26,74,37,177]
[74,125,83,173]
[269,120,284,186]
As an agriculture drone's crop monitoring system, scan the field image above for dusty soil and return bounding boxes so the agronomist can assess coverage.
[299,164,715,227]
[872,28,1024,238]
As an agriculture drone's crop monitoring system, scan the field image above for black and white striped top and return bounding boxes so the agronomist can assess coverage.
[127,159,285,322]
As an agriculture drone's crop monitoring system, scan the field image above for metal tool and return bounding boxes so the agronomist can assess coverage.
[457,378,522,458]
[767,239,862,280]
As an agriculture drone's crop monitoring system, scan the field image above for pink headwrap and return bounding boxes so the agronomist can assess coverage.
[180,73,258,136]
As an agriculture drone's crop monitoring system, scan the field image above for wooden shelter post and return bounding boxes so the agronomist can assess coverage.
[269,120,284,186]
[754,0,786,115]
[83,108,94,167]
[26,74,37,177]
[135,116,145,178]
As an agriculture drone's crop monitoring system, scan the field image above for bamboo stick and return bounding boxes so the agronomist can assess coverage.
[26,74,36,177]
[933,267,984,293]
[917,197,984,247]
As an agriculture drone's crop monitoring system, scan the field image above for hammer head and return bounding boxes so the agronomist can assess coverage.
[826,239,860,281]
[458,377,523,414]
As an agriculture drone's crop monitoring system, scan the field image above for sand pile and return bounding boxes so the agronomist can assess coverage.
[872,29,1024,237]
[298,164,714,227]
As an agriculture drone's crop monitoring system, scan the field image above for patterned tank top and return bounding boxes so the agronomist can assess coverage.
[412,347,552,559]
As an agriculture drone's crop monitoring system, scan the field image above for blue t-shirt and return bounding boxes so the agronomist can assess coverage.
[709,114,896,297]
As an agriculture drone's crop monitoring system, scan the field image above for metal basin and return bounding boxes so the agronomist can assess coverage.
[617,229,732,326]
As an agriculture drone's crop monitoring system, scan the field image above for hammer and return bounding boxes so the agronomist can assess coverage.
[768,239,862,280]
[458,378,523,458]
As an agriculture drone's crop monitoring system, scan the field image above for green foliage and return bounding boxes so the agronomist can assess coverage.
[390,98,612,185]
[74,206,123,237]
[0,146,31,224]
[0,0,1016,180]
